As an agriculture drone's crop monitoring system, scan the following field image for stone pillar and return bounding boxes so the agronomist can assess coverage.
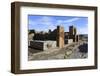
[69,26,76,35]
[69,26,78,42]
[73,35,77,42]
[76,35,79,42]
[57,26,64,48]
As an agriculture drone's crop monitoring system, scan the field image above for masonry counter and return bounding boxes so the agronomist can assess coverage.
[29,40,57,51]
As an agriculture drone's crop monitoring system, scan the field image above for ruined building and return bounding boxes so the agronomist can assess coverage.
[29,25,79,50]
[69,26,79,42]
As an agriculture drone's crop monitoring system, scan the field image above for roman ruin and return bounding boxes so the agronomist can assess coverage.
[28,25,79,51]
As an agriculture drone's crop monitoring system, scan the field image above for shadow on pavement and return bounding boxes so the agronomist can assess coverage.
[78,43,88,53]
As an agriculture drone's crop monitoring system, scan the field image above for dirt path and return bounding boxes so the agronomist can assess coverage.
[28,41,88,60]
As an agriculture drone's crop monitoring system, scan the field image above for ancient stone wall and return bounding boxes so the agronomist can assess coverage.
[69,25,79,42]
[29,25,79,49]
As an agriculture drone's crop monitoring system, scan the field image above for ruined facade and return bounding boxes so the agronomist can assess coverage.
[29,25,79,50]
[68,26,79,42]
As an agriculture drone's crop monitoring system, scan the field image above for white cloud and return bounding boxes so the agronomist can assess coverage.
[37,16,57,31]
[40,16,52,22]
[56,18,80,25]
[77,26,88,34]
[56,20,63,24]
[29,16,82,32]
[55,18,88,34]
[29,16,80,27]
[29,19,37,26]
[29,16,57,31]
[63,18,80,23]
[48,25,56,31]
[29,16,55,26]
[64,18,80,23]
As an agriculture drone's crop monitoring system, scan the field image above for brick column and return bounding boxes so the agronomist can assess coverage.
[57,26,64,48]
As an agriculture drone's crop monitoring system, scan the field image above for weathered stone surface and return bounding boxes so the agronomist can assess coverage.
[28,41,88,60]
[30,41,44,50]
[57,26,64,48]
[30,40,57,51]
[65,39,73,44]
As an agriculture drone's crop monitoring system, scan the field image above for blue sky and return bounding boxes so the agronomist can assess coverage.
[28,15,88,34]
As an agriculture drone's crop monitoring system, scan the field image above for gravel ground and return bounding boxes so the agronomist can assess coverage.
[28,41,88,61]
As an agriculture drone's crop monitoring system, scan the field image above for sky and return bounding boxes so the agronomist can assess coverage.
[28,15,88,34]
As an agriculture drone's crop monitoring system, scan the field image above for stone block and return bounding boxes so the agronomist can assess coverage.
[65,39,73,44]
[30,40,57,51]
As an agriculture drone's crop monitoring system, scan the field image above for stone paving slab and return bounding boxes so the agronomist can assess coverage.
[28,41,88,61]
